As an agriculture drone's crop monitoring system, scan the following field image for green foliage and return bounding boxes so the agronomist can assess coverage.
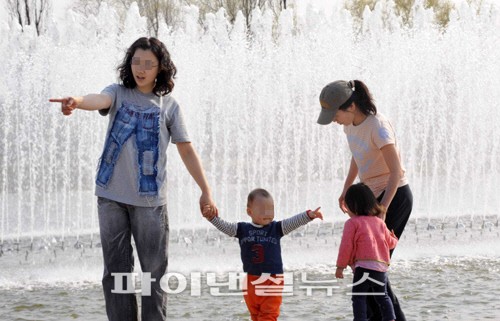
[183,0,286,27]
[74,0,182,36]
[71,0,490,35]
[345,0,455,28]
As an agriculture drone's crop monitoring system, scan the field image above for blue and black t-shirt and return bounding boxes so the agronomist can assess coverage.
[209,212,312,275]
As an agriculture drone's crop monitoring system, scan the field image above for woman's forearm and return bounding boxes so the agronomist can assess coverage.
[380,144,404,209]
[343,157,358,193]
[76,94,112,110]
[380,172,400,209]
[176,142,212,195]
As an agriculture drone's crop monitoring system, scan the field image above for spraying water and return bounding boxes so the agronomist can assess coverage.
[0,1,499,243]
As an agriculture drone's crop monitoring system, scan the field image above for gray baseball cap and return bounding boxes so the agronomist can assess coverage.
[317,80,354,125]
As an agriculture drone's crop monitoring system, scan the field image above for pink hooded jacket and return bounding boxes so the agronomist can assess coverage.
[336,215,398,269]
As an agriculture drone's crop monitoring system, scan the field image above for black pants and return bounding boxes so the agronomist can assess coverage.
[367,184,413,321]
[352,267,395,321]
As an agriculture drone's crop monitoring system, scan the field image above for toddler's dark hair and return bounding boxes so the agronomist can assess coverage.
[247,188,273,207]
[344,183,384,216]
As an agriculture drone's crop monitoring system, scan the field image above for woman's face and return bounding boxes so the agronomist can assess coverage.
[333,105,355,126]
[131,49,159,93]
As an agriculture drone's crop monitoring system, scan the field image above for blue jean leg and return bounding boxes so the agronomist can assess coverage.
[98,197,137,321]
[135,110,160,196]
[130,204,169,321]
[97,105,138,188]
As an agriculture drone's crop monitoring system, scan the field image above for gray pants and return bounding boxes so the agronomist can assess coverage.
[98,197,169,321]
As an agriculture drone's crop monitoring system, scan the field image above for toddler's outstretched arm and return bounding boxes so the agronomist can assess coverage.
[307,207,324,220]
[281,207,323,235]
[208,216,238,237]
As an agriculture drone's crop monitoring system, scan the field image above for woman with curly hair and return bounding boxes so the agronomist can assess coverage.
[50,37,217,321]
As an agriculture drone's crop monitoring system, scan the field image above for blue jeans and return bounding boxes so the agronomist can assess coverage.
[351,267,395,321]
[98,197,169,321]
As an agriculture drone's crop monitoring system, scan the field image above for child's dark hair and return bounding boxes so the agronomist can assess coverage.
[338,80,377,115]
[344,183,384,216]
[118,37,177,97]
[247,188,273,207]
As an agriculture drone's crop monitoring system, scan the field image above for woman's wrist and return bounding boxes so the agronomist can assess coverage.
[201,188,212,197]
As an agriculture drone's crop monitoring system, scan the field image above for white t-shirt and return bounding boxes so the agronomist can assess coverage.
[343,113,408,198]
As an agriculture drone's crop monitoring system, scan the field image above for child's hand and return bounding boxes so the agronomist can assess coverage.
[202,204,217,220]
[307,207,323,220]
[335,267,344,279]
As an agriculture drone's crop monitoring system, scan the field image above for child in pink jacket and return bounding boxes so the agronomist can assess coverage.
[335,183,398,321]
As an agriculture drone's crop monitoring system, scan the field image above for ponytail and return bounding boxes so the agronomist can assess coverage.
[347,80,377,115]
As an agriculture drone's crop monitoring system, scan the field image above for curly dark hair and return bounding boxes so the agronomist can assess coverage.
[344,183,384,216]
[118,37,177,96]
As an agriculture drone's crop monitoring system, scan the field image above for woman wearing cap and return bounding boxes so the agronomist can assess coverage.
[317,80,412,321]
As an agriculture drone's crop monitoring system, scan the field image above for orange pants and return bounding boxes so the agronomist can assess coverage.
[243,274,283,321]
